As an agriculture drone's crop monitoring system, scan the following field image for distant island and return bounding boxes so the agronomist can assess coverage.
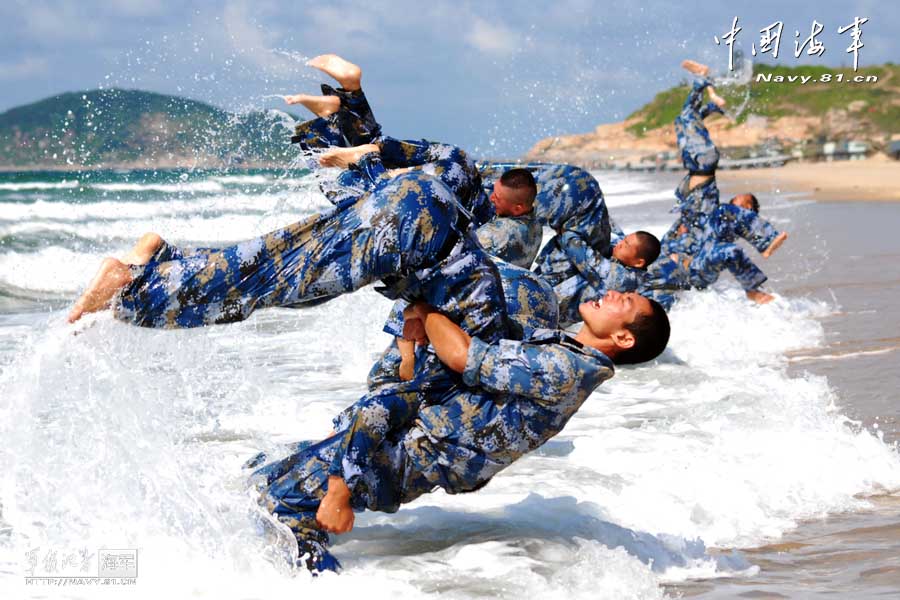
[526,63,900,169]
[0,89,299,170]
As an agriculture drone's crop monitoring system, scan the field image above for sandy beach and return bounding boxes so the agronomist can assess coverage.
[716,156,900,202]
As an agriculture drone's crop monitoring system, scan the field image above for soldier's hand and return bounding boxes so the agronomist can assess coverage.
[316,476,355,534]
[402,317,428,345]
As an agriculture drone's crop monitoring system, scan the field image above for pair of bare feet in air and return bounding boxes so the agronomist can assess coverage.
[283,54,361,118]
[282,54,375,168]
[681,59,727,109]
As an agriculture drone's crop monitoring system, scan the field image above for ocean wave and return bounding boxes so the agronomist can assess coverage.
[0,180,79,191]
[0,191,328,223]
[92,180,226,193]
[211,175,272,185]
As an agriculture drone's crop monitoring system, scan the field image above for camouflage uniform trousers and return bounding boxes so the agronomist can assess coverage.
[290,84,381,150]
[661,201,780,257]
[675,76,723,175]
[252,310,613,574]
[293,83,494,227]
[645,240,767,309]
[113,170,503,336]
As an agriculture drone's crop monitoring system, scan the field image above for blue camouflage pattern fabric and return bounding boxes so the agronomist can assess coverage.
[113,170,504,337]
[251,327,614,572]
[552,260,647,327]
[642,255,691,310]
[291,84,381,150]
[662,202,780,257]
[645,239,768,309]
[474,213,543,269]
[292,82,494,228]
[669,173,721,238]
[675,76,723,175]
[481,162,645,325]
[323,138,494,229]
[666,76,726,231]
[369,260,559,394]
[689,242,767,291]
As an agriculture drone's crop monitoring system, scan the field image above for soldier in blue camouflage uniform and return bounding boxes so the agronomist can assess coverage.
[249,285,669,572]
[472,168,543,269]
[289,55,543,266]
[480,162,660,325]
[647,194,788,308]
[670,59,727,224]
[68,152,509,333]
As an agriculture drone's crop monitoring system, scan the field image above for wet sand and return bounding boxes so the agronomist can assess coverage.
[717,157,900,202]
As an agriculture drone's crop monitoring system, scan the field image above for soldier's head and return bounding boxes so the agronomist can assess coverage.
[491,168,536,217]
[730,193,760,212]
[612,231,661,270]
[576,291,670,365]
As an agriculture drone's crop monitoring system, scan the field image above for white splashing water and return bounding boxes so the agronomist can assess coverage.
[1,170,899,599]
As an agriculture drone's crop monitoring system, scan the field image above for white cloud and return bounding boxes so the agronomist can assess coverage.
[222,1,297,77]
[0,56,49,80]
[465,17,517,56]
[20,3,102,42]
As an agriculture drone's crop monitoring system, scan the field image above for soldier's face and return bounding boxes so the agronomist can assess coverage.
[490,180,529,217]
[612,234,644,268]
[731,195,754,211]
[579,290,650,338]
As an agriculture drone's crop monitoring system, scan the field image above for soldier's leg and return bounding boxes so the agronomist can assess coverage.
[644,254,692,309]
[291,54,380,150]
[110,172,460,328]
[690,243,767,291]
[377,137,487,224]
[676,61,721,183]
[251,436,345,573]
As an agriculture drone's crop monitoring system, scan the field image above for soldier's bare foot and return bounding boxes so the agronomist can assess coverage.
[307,54,361,91]
[283,94,340,117]
[319,144,379,168]
[68,258,133,323]
[762,232,788,258]
[682,59,710,77]
[708,88,727,108]
[121,232,164,265]
[746,289,775,304]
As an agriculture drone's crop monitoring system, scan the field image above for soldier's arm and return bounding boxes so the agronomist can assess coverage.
[557,231,612,291]
[413,303,613,404]
[723,204,782,254]
[474,219,512,259]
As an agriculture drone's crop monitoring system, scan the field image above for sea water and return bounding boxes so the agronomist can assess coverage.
[0,168,898,599]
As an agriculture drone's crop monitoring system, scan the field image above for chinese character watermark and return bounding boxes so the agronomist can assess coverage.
[716,17,870,71]
[794,21,826,58]
[838,17,869,71]
[713,16,742,71]
[23,546,137,586]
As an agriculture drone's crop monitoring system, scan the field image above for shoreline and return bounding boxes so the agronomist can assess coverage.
[715,157,900,202]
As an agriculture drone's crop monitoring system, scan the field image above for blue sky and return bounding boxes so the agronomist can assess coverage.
[0,0,896,156]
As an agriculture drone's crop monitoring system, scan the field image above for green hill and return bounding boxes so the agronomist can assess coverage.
[625,63,900,139]
[0,89,299,169]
